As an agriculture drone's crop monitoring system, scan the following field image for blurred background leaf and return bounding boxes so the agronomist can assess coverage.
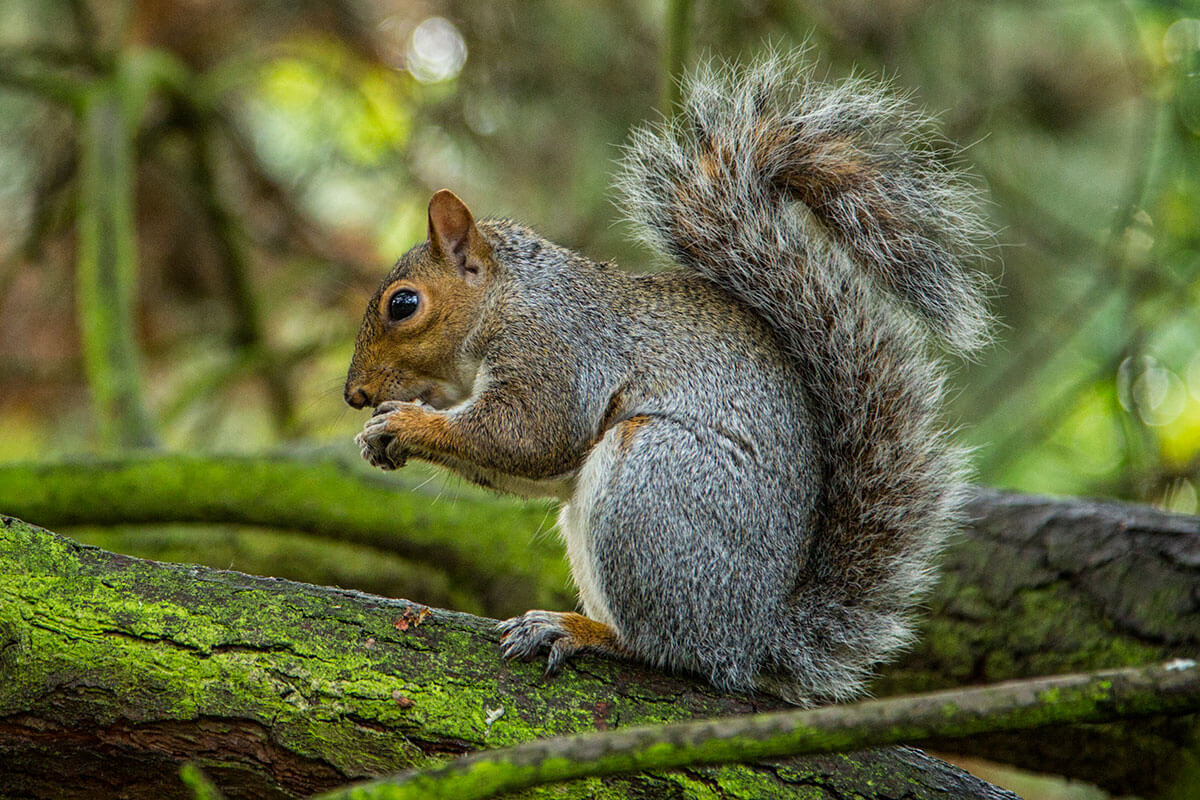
[4,0,1198,509]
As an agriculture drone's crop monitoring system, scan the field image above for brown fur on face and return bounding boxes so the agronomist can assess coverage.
[345,191,494,410]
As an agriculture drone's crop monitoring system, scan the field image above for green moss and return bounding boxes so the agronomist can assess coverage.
[2,515,1014,799]
[69,524,482,614]
[1036,687,1061,704]
[878,571,1171,699]
[179,764,227,800]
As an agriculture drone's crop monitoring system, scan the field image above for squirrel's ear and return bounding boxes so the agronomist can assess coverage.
[428,189,489,284]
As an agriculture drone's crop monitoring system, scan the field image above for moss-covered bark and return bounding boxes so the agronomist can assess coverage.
[1,455,1199,794]
[899,489,1200,796]
[0,515,1014,800]
[321,659,1200,800]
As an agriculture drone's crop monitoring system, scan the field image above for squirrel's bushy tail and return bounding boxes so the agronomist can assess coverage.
[617,53,992,703]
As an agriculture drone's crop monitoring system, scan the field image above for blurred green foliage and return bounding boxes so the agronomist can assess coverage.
[0,6,1194,549]
[1,0,1197,512]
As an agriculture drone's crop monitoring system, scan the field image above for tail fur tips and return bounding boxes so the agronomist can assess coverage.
[618,53,993,354]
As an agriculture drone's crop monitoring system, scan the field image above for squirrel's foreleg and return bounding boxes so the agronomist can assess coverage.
[356,395,585,480]
[356,400,459,470]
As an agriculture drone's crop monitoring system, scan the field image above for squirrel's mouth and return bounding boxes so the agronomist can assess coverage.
[410,385,456,411]
[372,375,470,411]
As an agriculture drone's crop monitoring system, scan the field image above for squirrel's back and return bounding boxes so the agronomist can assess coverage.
[617,53,992,703]
[483,220,815,461]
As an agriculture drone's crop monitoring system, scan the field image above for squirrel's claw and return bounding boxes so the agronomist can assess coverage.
[545,636,581,676]
[372,400,407,416]
[355,429,405,470]
[499,610,624,676]
[497,610,574,673]
[356,406,411,470]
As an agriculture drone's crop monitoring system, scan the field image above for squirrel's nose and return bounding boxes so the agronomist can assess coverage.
[345,386,371,409]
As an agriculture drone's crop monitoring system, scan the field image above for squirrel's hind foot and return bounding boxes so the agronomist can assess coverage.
[498,610,624,675]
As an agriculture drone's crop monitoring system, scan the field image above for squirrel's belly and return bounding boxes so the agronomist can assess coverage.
[557,430,624,631]
[481,471,574,501]
[557,502,616,630]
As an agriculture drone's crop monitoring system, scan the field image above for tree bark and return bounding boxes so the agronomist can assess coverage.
[317,660,1200,800]
[1,455,1199,794]
[892,489,1200,797]
[0,515,1015,800]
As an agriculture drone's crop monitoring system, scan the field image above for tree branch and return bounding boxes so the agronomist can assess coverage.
[907,488,1200,796]
[319,659,1200,800]
[75,75,156,449]
[0,514,1014,800]
[0,451,573,616]
[73,48,192,451]
[1,455,1198,794]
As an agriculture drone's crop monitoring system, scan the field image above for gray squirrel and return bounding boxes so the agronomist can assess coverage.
[344,53,991,705]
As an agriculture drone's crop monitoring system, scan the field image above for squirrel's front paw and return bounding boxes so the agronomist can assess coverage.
[355,401,413,470]
[497,610,622,676]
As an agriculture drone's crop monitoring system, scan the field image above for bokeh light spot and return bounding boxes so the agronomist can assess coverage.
[407,17,467,84]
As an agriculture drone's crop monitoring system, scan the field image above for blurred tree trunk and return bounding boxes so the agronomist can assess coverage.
[75,54,164,450]
[0,515,1015,800]
[0,457,1197,795]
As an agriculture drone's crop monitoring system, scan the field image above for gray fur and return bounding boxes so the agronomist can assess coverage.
[617,52,993,353]
[477,242,821,695]
[610,53,991,702]
[354,53,991,706]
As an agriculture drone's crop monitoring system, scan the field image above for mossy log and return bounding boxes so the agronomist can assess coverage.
[323,659,1200,800]
[904,489,1200,797]
[0,515,1015,800]
[1,454,1199,794]
[0,452,573,616]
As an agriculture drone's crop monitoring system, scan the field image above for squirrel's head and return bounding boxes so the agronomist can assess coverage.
[345,189,494,410]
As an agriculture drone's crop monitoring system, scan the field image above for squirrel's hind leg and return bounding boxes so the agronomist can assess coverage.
[574,414,810,693]
[497,610,627,674]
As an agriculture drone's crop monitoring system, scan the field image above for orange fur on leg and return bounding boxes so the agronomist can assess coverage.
[498,610,628,674]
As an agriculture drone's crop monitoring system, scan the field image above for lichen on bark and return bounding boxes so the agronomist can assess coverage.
[0,514,1014,800]
[2,457,1200,796]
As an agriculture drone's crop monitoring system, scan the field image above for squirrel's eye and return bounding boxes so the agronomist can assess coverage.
[388,289,420,322]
